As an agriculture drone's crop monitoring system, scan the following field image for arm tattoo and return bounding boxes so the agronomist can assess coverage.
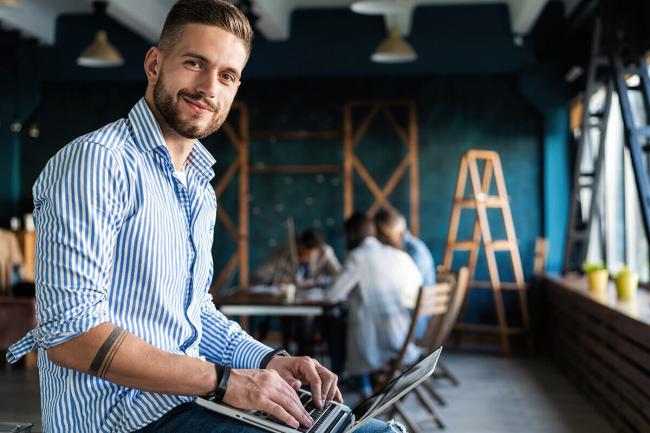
[89,326,128,379]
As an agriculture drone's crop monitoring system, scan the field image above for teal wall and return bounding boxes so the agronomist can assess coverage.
[0,1,571,324]
[17,75,542,325]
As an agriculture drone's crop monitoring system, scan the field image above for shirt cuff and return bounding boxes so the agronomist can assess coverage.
[230,337,273,369]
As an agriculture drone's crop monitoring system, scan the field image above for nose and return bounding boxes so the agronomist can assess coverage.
[196,70,220,100]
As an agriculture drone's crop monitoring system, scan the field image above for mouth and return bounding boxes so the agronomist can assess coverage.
[182,96,213,114]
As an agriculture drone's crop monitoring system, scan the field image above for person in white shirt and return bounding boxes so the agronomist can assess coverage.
[326,212,422,395]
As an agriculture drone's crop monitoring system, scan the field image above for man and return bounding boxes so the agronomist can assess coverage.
[374,209,435,338]
[374,209,436,287]
[326,213,422,396]
[6,2,398,432]
[252,228,341,288]
[252,228,340,356]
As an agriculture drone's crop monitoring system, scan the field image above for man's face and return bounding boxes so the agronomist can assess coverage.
[151,24,248,139]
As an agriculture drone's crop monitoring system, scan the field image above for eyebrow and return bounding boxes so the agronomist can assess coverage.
[181,52,241,80]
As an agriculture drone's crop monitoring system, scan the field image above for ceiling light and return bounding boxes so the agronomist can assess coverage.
[9,115,22,133]
[77,30,124,67]
[371,27,417,63]
[351,0,412,15]
[28,121,40,138]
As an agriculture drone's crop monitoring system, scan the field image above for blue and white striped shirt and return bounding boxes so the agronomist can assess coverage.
[7,98,272,433]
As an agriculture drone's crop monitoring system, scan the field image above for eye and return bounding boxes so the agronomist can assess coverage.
[184,59,202,70]
[220,72,237,85]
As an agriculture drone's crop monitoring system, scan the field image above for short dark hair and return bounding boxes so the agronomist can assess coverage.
[298,229,324,251]
[345,212,376,251]
[159,0,253,56]
[374,208,406,248]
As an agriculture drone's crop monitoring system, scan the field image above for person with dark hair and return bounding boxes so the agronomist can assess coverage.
[375,209,436,339]
[252,228,341,288]
[374,209,435,293]
[326,212,422,397]
[4,2,400,432]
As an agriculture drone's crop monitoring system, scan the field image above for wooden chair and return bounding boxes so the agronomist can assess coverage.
[417,267,470,405]
[374,270,468,431]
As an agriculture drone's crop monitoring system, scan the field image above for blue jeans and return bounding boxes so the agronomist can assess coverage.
[135,402,405,433]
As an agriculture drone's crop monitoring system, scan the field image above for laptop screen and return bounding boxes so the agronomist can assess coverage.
[351,347,442,423]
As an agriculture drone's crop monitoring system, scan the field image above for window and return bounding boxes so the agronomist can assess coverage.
[586,68,650,283]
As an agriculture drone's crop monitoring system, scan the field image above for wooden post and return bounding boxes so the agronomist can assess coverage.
[343,100,419,231]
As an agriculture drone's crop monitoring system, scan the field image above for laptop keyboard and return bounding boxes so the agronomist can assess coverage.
[253,390,337,432]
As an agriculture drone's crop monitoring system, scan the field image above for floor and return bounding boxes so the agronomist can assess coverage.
[0,349,614,433]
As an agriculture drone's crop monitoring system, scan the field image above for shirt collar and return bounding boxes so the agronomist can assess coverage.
[128,98,216,182]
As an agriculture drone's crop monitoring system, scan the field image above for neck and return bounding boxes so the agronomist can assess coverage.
[144,94,194,171]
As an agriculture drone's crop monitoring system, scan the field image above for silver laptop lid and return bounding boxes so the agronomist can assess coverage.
[351,347,442,425]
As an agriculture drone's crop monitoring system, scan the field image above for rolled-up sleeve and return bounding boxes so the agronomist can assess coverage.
[198,292,273,368]
[30,139,126,350]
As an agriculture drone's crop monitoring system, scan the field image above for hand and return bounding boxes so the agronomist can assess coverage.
[223,368,314,429]
[266,356,343,409]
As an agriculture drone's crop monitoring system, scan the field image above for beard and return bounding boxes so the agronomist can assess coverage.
[153,71,228,140]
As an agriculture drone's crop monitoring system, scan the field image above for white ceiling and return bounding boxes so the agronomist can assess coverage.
[0,0,579,46]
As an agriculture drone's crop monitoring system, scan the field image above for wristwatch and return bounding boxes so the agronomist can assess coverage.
[260,348,291,369]
[204,363,231,403]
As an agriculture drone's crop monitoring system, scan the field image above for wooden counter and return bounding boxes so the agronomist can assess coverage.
[542,275,650,433]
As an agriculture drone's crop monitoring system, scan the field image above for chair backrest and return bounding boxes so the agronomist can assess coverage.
[428,266,470,350]
[389,280,454,375]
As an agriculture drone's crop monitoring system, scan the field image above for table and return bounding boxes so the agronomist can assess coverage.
[214,289,336,332]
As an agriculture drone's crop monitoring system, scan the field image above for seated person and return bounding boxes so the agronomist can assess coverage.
[252,228,341,288]
[252,229,341,355]
[375,209,435,339]
[326,212,422,396]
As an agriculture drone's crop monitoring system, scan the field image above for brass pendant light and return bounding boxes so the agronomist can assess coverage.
[371,27,417,63]
[77,2,124,68]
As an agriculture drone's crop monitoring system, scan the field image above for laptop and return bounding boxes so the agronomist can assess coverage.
[196,347,442,433]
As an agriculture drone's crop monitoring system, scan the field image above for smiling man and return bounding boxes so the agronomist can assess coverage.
[4,1,402,432]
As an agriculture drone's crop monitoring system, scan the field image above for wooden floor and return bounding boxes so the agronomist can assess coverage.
[0,351,614,433]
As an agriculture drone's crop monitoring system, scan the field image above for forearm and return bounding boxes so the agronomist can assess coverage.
[47,322,216,396]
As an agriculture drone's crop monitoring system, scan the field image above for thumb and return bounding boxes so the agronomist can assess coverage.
[289,379,302,390]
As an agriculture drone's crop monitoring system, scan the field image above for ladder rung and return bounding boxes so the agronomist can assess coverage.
[471,280,526,290]
[487,240,513,251]
[450,241,475,250]
[455,197,505,207]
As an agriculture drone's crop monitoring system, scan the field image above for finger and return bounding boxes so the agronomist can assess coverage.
[301,363,323,408]
[334,387,343,403]
[274,377,311,421]
[263,400,302,429]
[271,393,313,428]
[322,373,338,404]
[317,368,335,404]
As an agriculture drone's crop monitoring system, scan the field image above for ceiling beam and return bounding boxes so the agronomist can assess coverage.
[0,0,89,45]
[98,0,171,43]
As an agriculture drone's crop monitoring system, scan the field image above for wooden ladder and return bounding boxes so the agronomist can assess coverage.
[442,150,529,355]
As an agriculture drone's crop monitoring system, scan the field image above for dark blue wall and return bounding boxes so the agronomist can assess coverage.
[0,2,571,324]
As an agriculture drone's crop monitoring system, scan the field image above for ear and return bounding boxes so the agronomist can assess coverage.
[144,47,162,85]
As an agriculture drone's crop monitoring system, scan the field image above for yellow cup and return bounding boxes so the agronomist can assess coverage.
[587,269,609,294]
[615,271,638,302]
